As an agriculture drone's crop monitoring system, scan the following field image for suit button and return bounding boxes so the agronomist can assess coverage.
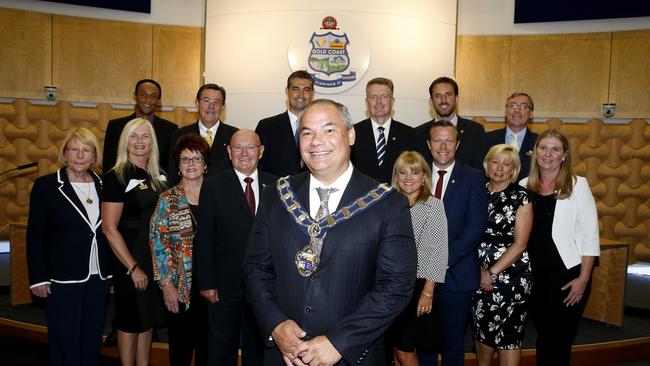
[310,274,317,280]
[304,306,312,313]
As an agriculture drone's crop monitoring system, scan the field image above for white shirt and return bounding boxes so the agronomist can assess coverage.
[198,120,220,140]
[437,115,459,126]
[234,169,260,212]
[288,110,299,138]
[371,118,392,145]
[308,163,354,219]
[506,126,527,151]
[431,161,456,200]
[70,182,100,275]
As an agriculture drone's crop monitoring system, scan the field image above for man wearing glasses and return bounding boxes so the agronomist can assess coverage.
[196,129,276,366]
[351,77,417,184]
[484,92,539,181]
[167,83,238,185]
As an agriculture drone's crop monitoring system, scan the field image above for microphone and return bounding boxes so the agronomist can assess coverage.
[0,162,38,177]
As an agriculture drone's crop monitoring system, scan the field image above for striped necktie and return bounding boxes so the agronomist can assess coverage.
[376,126,386,166]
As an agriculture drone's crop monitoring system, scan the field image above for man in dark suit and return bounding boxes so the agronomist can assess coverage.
[102,79,178,173]
[484,92,539,181]
[197,129,275,366]
[416,77,487,170]
[244,99,417,365]
[255,70,314,177]
[424,120,487,366]
[351,77,417,184]
[167,83,238,185]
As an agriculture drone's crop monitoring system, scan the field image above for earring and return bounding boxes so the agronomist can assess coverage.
[178,170,182,177]
[203,166,208,175]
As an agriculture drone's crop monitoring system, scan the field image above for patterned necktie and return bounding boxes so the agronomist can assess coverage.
[244,177,255,215]
[376,126,386,166]
[315,187,337,221]
[434,170,447,199]
[294,122,300,147]
[205,130,213,147]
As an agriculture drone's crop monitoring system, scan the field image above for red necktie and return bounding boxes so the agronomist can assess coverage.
[434,170,447,199]
[244,177,255,215]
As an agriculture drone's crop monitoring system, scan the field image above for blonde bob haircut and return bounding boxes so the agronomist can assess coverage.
[527,128,574,199]
[483,144,521,183]
[391,151,432,205]
[58,127,102,168]
[112,118,166,191]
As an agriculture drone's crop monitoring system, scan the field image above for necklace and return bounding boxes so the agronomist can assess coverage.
[71,180,94,204]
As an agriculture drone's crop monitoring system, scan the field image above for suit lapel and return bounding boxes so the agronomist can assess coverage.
[227,170,254,219]
[280,112,299,154]
[56,168,93,229]
[443,164,461,208]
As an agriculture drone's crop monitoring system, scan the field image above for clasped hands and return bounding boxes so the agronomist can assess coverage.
[272,319,342,366]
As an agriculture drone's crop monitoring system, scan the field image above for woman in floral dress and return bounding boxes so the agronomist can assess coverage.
[471,144,533,366]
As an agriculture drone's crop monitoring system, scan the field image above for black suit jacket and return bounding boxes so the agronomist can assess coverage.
[243,169,417,365]
[255,111,303,177]
[167,121,238,186]
[27,168,112,286]
[484,127,539,181]
[350,119,417,184]
[416,116,487,170]
[196,169,277,298]
[103,113,178,173]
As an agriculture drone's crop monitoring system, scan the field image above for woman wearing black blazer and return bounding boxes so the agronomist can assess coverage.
[27,127,112,366]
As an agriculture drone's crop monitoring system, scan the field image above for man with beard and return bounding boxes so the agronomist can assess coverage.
[103,79,178,173]
[255,71,315,177]
[416,77,486,170]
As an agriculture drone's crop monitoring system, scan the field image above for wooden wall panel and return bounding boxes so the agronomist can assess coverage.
[153,25,203,107]
[0,8,52,99]
[610,30,650,118]
[509,33,611,118]
[52,16,153,104]
[456,35,510,117]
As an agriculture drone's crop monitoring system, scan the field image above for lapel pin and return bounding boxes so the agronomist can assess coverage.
[392,137,396,141]
[451,179,456,184]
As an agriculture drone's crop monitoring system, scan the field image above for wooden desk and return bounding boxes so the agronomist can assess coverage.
[583,239,630,326]
[9,223,31,306]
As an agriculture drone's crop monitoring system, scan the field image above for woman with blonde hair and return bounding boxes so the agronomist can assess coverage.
[471,144,533,366]
[523,129,599,366]
[27,127,111,366]
[389,150,448,366]
[102,118,167,366]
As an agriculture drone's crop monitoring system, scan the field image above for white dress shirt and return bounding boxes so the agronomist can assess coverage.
[431,161,456,200]
[234,169,260,212]
[198,120,220,140]
[371,118,392,145]
[308,164,353,219]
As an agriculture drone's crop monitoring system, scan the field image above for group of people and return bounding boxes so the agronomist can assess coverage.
[25,73,599,366]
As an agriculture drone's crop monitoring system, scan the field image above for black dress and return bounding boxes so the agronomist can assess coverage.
[471,183,532,349]
[527,192,592,366]
[103,165,166,333]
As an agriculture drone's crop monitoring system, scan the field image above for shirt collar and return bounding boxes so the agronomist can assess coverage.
[370,117,392,131]
[198,120,220,134]
[309,163,353,192]
[432,160,456,174]
[234,168,259,183]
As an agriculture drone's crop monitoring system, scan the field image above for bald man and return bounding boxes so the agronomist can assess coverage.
[196,129,277,365]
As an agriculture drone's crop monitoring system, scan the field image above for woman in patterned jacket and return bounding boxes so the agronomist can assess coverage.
[388,151,448,366]
[150,133,210,366]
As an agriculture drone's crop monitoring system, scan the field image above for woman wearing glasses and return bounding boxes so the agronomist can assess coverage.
[150,133,210,365]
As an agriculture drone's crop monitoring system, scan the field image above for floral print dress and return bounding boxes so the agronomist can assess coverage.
[471,183,532,349]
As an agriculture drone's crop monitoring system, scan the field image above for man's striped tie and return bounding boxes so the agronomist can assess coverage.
[376,126,386,166]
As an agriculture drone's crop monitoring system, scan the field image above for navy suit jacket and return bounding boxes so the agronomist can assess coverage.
[196,169,277,298]
[351,119,417,184]
[440,163,488,292]
[103,112,178,173]
[484,127,539,181]
[167,121,238,185]
[256,111,303,177]
[416,116,487,171]
[243,169,417,365]
[27,168,112,286]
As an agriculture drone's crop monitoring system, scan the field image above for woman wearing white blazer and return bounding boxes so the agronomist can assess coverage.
[521,128,599,366]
